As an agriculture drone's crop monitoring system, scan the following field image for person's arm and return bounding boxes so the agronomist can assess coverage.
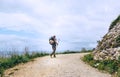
[54,38,58,45]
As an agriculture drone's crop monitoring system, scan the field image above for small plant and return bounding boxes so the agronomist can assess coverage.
[104,60,118,74]
[117,67,120,77]
[118,56,120,63]
[82,54,93,63]
[97,62,104,70]
[0,67,4,77]
[116,35,120,43]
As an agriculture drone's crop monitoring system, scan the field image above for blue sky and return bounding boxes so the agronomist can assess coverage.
[0,0,120,52]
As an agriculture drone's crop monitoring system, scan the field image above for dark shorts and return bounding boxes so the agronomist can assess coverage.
[52,44,56,49]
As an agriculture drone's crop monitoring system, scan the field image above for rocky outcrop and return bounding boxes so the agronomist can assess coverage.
[93,15,120,60]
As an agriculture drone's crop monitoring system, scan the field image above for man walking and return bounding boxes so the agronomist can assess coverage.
[49,35,58,58]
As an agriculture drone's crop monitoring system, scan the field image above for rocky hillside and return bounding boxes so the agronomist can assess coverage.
[93,15,120,60]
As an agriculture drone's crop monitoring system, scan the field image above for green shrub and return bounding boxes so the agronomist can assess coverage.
[0,52,48,76]
[30,52,48,58]
[117,67,120,77]
[83,54,93,63]
[114,35,120,48]
[82,54,120,76]
[89,60,96,67]
[109,15,120,30]
[0,67,4,77]
[97,62,104,70]
[118,56,120,63]
[24,52,31,58]
[105,60,118,74]
[116,35,120,43]
[18,55,30,63]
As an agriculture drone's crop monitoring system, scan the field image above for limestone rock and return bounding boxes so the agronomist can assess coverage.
[93,15,120,60]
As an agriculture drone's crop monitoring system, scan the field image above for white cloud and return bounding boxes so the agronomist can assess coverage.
[0,0,120,51]
[0,12,32,31]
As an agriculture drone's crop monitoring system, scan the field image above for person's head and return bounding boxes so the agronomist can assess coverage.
[53,35,56,38]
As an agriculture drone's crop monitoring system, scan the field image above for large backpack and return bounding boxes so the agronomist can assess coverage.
[49,37,55,45]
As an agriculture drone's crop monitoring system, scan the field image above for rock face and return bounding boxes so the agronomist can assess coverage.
[93,15,120,60]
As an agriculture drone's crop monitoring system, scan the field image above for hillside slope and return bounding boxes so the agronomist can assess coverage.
[93,15,120,60]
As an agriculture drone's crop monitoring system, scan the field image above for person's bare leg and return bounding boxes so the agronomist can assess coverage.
[50,50,54,58]
[50,45,55,58]
[50,48,53,58]
[51,50,55,57]
[50,53,52,58]
[53,47,56,58]
[51,46,56,58]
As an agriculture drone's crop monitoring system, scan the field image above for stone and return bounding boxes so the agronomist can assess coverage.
[93,19,120,60]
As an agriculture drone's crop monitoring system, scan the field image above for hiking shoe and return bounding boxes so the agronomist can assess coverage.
[50,54,52,58]
[54,55,56,58]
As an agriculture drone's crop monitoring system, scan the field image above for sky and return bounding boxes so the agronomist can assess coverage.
[0,0,120,52]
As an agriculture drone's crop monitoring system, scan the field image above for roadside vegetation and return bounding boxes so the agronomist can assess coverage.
[59,50,80,54]
[59,48,93,54]
[0,51,48,77]
[82,53,120,77]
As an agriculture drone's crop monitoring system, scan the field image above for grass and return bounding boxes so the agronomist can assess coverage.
[0,51,48,77]
[82,53,120,77]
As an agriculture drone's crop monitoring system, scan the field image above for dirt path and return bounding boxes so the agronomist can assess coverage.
[5,53,111,77]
